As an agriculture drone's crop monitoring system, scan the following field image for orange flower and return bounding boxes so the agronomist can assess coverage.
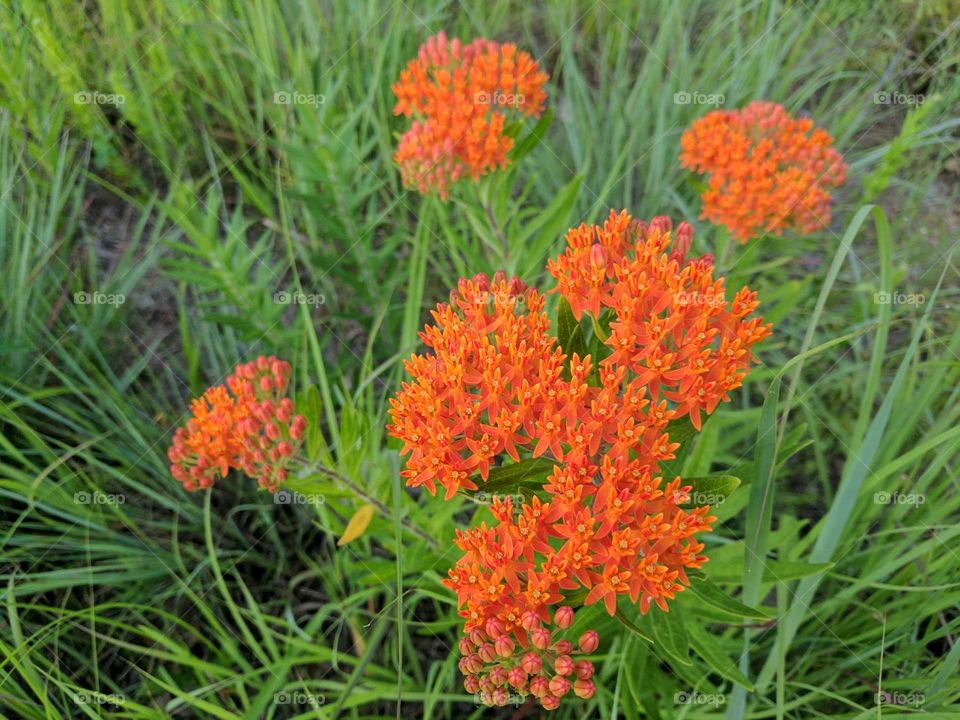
[548,210,772,430]
[392,32,548,198]
[168,356,307,492]
[680,101,847,242]
[389,214,770,710]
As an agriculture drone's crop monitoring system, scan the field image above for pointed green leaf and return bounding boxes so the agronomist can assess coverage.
[683,475,741,507]
[687,621,754,690]
[687,577,774,620]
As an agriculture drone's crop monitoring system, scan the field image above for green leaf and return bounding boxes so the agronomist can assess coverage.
[687,577,774,620]
[687,622,754,690]
[649,608,692,666]
[464,457,556,498]
[614,608,653,644]
[510,108,554,161]
[556,296,589,367]
[300,384,327,463]
[683,475,741,507]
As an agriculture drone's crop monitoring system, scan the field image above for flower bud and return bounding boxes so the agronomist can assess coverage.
[521,610,540,631]
[477,643,496,663]
[494,635,514,658]
[574,659,594,679]
[488,666,508,687]
[521,651,542,675]
[531,627,552,650]
[553,639,573,655]
[589,243,606,269]
[553,654,575,676]
[579,630,600,653]
[573,678,596,699]
[541,693,561,709]
[485,618,504,638]
[529,675,549,698]
[463,675,480,694]
[554,606,574,629]
[507,665,528,689]
[548,675,570,697]
[492,687,509,706]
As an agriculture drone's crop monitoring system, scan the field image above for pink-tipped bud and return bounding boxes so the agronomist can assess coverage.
[256,356,270,371]
[529,676,549,698]
[589,243,607,269]
[265,422,280,440]
[574,659,595,679]
[477,643,496,663]
[554,654,575,676]
[469,629,486,647]
[492,687,509,707]
[507,666,528,689]
[260,375,274,392]
[485,618,504,638]
[531,627,552,650]
[554,606,574,629]
[521,610,540,631]
[541,693,561,710]
[578,630,600,654]
[488,666,508,687]
[553,639,573,655]
[494,635,515,658]
[466,654,484,674]
[573,678,596,699]
[463,675,480,694]
[549,675,570,697]
[675,221,694,257]
[521,651,542,675]
[458,637,473,655]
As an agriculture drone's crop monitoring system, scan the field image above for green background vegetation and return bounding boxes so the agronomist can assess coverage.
[1,0,958,717]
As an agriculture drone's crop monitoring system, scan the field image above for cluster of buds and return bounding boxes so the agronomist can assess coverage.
[459,608,598,710]
[168,356,307,492]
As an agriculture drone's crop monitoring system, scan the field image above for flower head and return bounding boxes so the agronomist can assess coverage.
[389,212,771,709]
[168,356,306,492]
[680,101,847,242]
[392,32,548,198]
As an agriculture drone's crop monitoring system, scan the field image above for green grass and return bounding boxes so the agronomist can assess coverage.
[1,0,959,717]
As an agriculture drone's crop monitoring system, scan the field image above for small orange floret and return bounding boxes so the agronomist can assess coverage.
[168,355,307,492]
[680,101,847,242]
[392,31,548,198]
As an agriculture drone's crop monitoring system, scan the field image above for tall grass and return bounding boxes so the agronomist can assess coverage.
[1,0,958,717]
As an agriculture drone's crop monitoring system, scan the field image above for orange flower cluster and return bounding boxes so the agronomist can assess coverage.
[680,101,847,242]
[389,212,770,709]
[548,210,772,430]
[392,32,548,198]
[169,356,307,492]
